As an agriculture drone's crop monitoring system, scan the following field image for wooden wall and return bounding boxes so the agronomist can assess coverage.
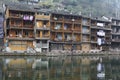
[9,40,33,51]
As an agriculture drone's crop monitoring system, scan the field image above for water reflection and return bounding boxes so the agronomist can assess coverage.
[0,56,120,80]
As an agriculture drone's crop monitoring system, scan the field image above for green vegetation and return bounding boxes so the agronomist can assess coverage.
[1,0,120,17]
[50,0,120,17]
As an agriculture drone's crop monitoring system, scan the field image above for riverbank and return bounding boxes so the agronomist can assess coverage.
[0,50,120,56]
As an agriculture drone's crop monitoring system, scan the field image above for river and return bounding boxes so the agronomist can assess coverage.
[0,55,119,80]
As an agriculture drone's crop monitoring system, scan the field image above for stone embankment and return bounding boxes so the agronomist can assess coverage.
[0,50,119,56]
[47,50,120,56]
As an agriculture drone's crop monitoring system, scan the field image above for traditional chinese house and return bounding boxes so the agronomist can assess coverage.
[111,18,120,51]
[91,18,111,51]
[4,3,35,51]
[35,10,50,52]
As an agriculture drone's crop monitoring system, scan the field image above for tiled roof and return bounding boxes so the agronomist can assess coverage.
[91,17,111,22]
[5,2,36,12]
[51,10,82,17]
[112,17,120,21]
[36,9,51,13]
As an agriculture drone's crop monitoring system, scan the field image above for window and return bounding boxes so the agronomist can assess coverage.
[37,40,40,43]
[25,32,28,36]
[42,40,47,43]
[15,31,19,35]
[44,13,49,16]
[43,21,47,25]
[37,12,42,15]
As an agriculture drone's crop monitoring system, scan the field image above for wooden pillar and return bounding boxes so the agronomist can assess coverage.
[40,31,42,38]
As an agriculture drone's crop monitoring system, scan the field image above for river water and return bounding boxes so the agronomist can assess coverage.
[0,56,119,80]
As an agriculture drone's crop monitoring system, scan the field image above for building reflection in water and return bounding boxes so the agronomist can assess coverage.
[0,56,120,80]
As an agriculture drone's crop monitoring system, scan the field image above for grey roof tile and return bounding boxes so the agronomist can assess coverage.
[5,2,36,12]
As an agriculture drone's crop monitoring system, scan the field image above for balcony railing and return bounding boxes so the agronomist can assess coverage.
[112,32,120,35]
[112,22,120,26]
[7,36,34,40]
[82,23,90,26]
[51,17,63,22]
[36,26,50,30]
[112,39,120,42]
[64,38,72,42]
[42,44,48,48]
[91,25,111,29]
[9,13,23,18]
[36,15,50,20]
[9,24,34,29]
[36,43,48,48]
[64,19,73,23]
[82,31,90,34]
[36,35,50,39]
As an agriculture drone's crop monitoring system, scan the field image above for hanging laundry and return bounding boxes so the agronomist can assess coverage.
[26,15,29,20]
[67,35,71,41]
[29,15,33,21]
[97,63,102,72]
[23,15,26,20]
[64,24,68,30]
[101,38,105,44]
[97,30,105,37]
[23,15,29,20]
[97,38,102,46]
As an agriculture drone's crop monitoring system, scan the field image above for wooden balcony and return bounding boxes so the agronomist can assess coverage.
[82,22,90,26]
[91,40,97,44]
[72,34,81,42]
[7,26,22,29]
[35,25,50,30]
[9,10,35,20]
[82,35,90,42]
[36,15,50,20]
[64,19,73,23]
[82,18,90,26]
[105,34,111,37]
[36,38,50,40]
[51,17,63,22]
[51,26,64,32]
[8,19,34,30]
[64,28,72,33]
[82,30,90,35]
[6,36,34,40]
[36,33,50,40]
[53,38,63,42]
[82,40,90,43]
[73,25,81,31]
[23,25,34,30]
[74,20,82,24]
[64,44,72,50]
[36,43,48,48]
[51,29,64,33]
[64,39,72,42]
[64,35,72,42]
[91,40,97,43]
[112,32,120,35]
[9,13,23,19]
[8,25,34,30]
[91,25,111,30]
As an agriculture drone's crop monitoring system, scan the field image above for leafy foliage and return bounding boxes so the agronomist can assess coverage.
[1,0,120,17]
[52,0,120,17]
